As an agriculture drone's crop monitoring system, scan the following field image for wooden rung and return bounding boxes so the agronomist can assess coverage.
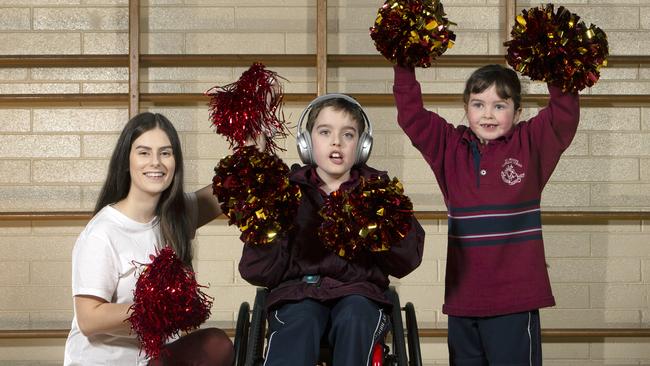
[0,55,648,68]
[1,328,649,340]
[0,93,648,107]
[1,211,649,222]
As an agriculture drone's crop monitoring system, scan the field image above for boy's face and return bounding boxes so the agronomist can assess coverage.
[465,84,521,144]
[310,106,359,186]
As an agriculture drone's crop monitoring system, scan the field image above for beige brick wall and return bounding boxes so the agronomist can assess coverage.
[1,1,649,365]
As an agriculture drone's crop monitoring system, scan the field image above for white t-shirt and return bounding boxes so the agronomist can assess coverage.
[64,193,198,366]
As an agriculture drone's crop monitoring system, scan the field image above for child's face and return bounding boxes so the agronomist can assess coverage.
[310,106,359,186]
[465,84,521,144]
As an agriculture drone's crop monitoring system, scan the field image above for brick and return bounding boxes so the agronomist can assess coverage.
[0,262,29,286]
[395,284,445,310]
[563,133,588,156]
[544,221,642,234]
[642,6,650,29]
[33,8,128,31]
[547,258,641,283]
[0,68,29,81]
[34,109,127,132]
[0,160,30,183]
[605,31,650,55]
[328,32,378,55]
[82,186,101,210]
[0,312,29,330]
[0,186,82,211]
[592,132,650,156]
[0,83,79,94]
[592,183,650,207]
[591,233,650,257]
[32,67,127,81]
[541,309,640,328]
[590,341,650,359]
[445,6,500,30]
[0,236,75,261]
[445,31,489,55]
[83,32,128,54]
[146,7,234,31]
[30,261,70,286]
[32,159,108,183]
[540,183,590,208]
[0,286,71,311]
[143,67,233,83]
[551,158,638,182]
[206,284,256,310]
[236,7,310,32]
[544,232,591,258]
[644,260,650,284]
[186,33,285,54]
[590,284,647,308]
[0,33,80,54]
[0,8,30,30]
[82,134,119,158]
[0,135,79,158]
[401,159,437,183]
[642,108,650,131]
[599,66,639,80]
[579,108,641,131]
[140,32,184,54]
[29,311,74,329]
[543,343,590,359]
[82,83,128,93]
[591,80,650,95]
[551,284,590,309]
[32,221,86,235]
[570,6,639,30]
[397,260,437,284]
[194,260,235,285]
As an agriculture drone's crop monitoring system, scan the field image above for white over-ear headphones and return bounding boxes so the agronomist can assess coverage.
[296,93,373,165]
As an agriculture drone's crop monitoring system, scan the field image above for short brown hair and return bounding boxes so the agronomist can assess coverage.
[463,64,522,111]
[305,97,365,134]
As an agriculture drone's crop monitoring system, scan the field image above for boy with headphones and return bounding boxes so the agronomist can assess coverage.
[238,94,425,366]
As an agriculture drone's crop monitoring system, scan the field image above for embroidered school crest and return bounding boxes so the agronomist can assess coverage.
[501,158,525,186]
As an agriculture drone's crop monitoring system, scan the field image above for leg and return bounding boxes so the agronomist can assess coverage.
[149,327,234,366]
[263,299,329,366]
[328,295,388,366]
[447,316,488,366]
[478,310,542,366]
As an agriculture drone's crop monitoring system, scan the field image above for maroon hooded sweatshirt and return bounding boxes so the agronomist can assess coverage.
[238,164,425,311]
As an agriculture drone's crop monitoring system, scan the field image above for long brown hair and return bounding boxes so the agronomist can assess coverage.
[94,112,193,265]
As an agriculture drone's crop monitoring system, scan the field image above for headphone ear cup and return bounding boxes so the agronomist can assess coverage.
[296,131,313,165]
[355,132,373,165]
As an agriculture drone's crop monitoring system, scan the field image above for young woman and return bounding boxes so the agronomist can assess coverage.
[64,112,233,366]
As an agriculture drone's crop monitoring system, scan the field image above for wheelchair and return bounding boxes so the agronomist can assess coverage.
[233,286,422,366]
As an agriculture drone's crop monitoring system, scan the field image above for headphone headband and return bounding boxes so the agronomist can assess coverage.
[296,93,373,137]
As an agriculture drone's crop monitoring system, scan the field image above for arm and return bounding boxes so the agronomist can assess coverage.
[393,65,456,173]
[74,295,132,337]
[373,216,425,278]
[194,184,222,228]
[238,234,291,288]
[527,84,580,183]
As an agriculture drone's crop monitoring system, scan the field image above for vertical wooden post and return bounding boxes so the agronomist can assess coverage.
[504,0,516,46]
[316,0,327,96]
[129,0,140,118]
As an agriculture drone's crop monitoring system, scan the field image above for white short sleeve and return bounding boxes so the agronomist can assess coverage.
[71,231,118,301]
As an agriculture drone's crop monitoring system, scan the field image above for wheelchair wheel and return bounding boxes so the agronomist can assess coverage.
[404,302,422,366]
[234,301,250,366]
[245,288,268,366]
[385,287,408,366]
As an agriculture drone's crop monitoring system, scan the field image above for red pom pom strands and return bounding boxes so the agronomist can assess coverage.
[212,146,301,245]
[206,63,289,154]
[504,3,608,93]
[319,176,414,259]
[129,247,213,360]
[370,0,456,68]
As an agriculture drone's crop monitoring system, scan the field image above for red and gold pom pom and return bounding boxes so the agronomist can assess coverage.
[504,3,608,93]
[129,247,213,360]
[370,0,456,68]
[205,63,289,154]
[319,176,414,259]
[212,146,301,245]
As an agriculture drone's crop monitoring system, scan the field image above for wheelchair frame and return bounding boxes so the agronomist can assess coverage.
[233,286,422,366]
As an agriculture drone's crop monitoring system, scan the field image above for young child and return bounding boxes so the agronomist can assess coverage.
[64,112,233,366]
[238,94,425,366]
[392,64,579,364]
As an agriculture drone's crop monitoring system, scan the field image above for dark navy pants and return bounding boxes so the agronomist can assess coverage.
[448,310,542,366]
[263,295,388,366]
